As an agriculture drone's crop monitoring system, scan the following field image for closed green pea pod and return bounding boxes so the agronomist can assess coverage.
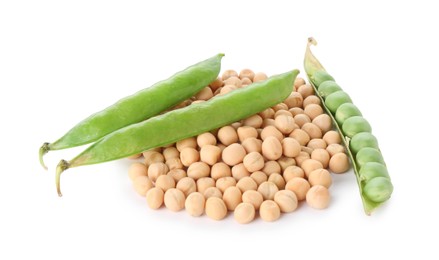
[363,177,393,203]
[335,103,362,126]
[359,162,389,182]
[342,116,372,138]
[55,70,300,196]
[318,81,342,98]
[356,147,385,168]
[325,91,352,114]
[39,54,224,169]
[350,132,379,154]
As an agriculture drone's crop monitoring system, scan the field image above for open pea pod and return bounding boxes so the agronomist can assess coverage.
[304,37,393,215]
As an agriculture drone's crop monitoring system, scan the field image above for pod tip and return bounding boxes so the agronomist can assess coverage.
[308,37,317,46]
[39,143,50,170]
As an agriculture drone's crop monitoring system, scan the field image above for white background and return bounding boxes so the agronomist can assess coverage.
[1,0,438,259]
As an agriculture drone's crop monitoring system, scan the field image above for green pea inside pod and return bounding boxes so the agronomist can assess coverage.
[325,91,352,114]
[359,162,389,182]
[335,103,362,126]
[311,70,335,88]
[318,81,342,99]
[355,147,385,169]
[363,177,393,203]
[350,132,379,154]
[342,116,372,138]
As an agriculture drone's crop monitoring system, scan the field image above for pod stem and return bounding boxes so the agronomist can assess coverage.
[56,160,70,197]
[39,143,50,170]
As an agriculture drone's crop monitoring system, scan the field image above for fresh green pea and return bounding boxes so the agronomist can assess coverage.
[359,162,389,182]
[311,70,335,88]
[318,81,342,98]
[363,177,393,203]
[350,132,379,154]
[39,54,224,169]
[325,91,353,114]
[55,70,300,196]
[355,147,385,169]
[342,116,372,138]
[335,103,362,125]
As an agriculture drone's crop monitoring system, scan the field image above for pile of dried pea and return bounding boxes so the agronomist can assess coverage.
[127,69,350,223]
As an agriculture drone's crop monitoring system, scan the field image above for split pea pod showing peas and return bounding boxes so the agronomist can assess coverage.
[304,37,393,214]
[56,70,300,196]
[39,54,224,169]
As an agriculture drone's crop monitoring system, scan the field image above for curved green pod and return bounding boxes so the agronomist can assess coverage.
[304,37,392,214]
[56,70,300,196]
[39,54,224,169]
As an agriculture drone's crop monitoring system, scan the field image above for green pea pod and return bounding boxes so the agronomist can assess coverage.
[56,70,299,196]
[39,54,224,169]
[304,37,392,215]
